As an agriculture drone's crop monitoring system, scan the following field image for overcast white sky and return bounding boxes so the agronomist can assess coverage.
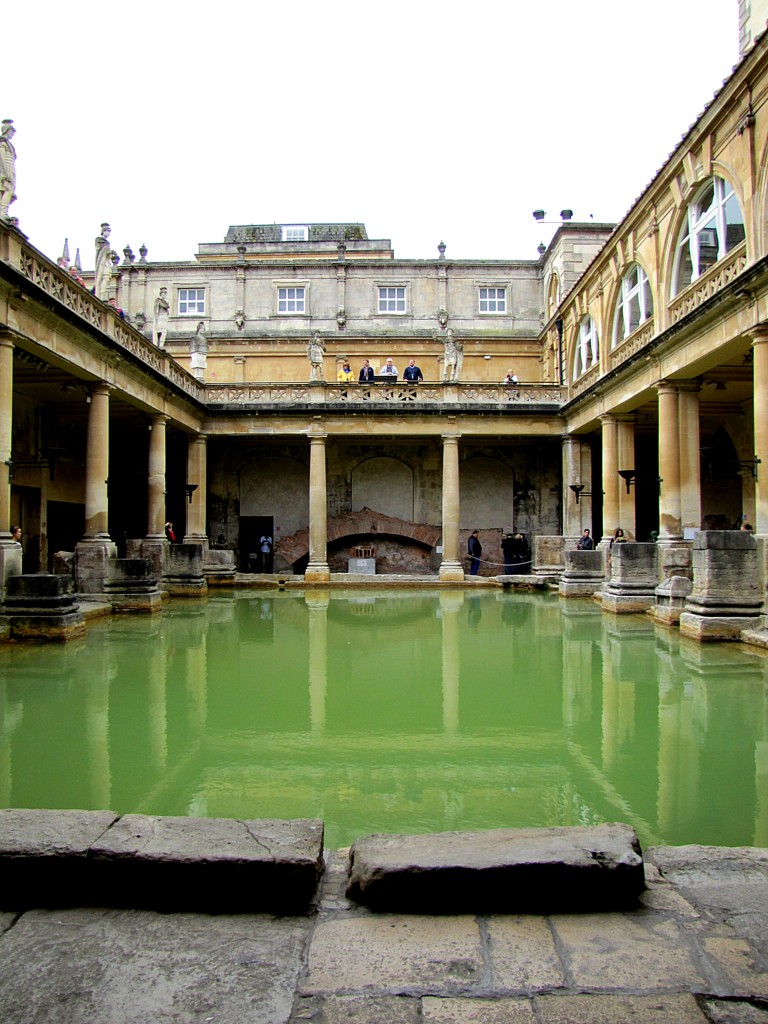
[5,0,739,267]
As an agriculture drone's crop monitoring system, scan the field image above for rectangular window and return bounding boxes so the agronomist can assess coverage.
[479,287,506,313]
[378,286,406,313]
[278,286,305,313]
[282,225,308,241]
[178,288,205,315]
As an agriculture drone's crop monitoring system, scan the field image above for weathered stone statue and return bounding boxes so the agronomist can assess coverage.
[308,333,325,381]
[0,119,17,221]
[153,287,170,348]
[442,328,463,382]
[94,223,116,300]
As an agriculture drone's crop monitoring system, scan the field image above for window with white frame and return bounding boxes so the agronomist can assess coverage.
[378,286,407,313]
[612,263,653,347]
[277,286,306,314]
[178,288,205,315]
[573,315,599,380]
[479,286,507,313]
[672,176,746,296]
[281,225,308,242]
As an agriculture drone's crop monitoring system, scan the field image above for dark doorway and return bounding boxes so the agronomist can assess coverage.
[239,515,273,572]
[47,501,85,571]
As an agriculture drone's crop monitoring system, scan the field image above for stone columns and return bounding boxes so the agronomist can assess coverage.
[0,334,21,597]
[752,330,768,535]
[657,383,682,541]
[147,415,168,538]
[600,415,620,545]
[439,433,465,581]
[617,416,636,538]
[305,432,330,583]
[185,434,208,547]
[84,383,112,539]
[562,435,590,539]
[75,383,117,593]
[678,384,701,536]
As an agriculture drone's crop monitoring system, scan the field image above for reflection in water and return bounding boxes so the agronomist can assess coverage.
[1,589,768,849]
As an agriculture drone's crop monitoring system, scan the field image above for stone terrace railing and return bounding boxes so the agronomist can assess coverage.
[669,241,748,325]
[204,382,565,408]
[3,230,204,403]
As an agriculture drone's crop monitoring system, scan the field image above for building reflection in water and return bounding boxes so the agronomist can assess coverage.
[1,590,768,849]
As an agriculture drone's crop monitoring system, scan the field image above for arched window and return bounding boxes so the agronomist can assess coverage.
[672,176,746,296]
[547,273,561,319]
[612,263,653,347]
[573,315,599,380]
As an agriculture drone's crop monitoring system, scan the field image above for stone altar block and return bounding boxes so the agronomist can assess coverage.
[559,548,605,597]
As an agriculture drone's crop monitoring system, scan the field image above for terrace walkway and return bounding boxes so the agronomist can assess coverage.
[0,845,766,1023]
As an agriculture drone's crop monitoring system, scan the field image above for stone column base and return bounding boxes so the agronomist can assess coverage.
[741,615,768,648]
[438,561,465,582]
[304,562,331,584]
[74,538,118,594]
[600,588,657,614]
[680,611,762,641]
[0,541,22,601]
[559,577,605,598]
[648,575,692,626]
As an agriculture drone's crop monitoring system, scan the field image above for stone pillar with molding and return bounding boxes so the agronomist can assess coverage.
[75,382,117,593]
[0,333,21,598]
[657,382,682,542]
[439,433,464,581]
[678,383,702,537]
[617,415,636,539]
[600,415,620,545]
[562,435,591,541]
[184,433,208,551]
[753,330,768,536]
[305,431,330,583]
[147,415,168,539]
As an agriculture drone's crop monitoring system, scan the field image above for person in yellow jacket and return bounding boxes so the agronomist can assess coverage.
[337,360,354,383]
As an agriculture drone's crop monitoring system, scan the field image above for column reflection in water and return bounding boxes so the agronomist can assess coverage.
[307,591,329,732]
[439,592,463,734]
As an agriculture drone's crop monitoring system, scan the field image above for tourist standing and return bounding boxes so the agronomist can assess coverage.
[468,530,482,576]
[403,359,423,382]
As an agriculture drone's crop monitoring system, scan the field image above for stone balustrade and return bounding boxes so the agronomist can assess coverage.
[204,381,564,409]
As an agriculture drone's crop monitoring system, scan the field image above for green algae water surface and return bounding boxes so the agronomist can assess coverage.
[1,588,767,851]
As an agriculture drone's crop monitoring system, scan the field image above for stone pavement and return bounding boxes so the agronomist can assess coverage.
[0,846,767,1023]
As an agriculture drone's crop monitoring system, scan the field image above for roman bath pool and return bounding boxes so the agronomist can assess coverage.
[1,588,767,851]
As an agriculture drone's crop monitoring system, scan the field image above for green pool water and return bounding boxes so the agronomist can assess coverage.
[1,588,767,851]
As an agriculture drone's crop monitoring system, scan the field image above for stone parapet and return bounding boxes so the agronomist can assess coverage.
[346,823,645,913]
[680,531,763,641]
[599,542,659,613]
[0,809,324,914]
[1,573,85,641]
[558,549,606,597]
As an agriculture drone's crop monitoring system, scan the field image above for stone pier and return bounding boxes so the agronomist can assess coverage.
[558,549,605,598]
[599,542,659,613]
[104,558,163,613]
[680,531,763,641]
[164,543,208,596]
[1,573,85,641]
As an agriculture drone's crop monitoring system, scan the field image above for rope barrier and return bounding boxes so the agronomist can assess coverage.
[468,556,533,568]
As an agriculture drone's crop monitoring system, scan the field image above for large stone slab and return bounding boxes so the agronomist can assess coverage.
[0,809,324,913]
[346,824,644,913]
[0,808,118,908]
[90,814,324,912]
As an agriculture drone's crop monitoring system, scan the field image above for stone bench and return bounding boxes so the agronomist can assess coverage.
[0,809,324,913]
[346,823,645,913]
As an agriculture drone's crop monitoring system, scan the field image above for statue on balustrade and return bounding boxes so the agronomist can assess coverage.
[308,333,325,381]
[153,287,170,348]
[0,120,17,221]
[94,223,117,300]
[442,328,463,382]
